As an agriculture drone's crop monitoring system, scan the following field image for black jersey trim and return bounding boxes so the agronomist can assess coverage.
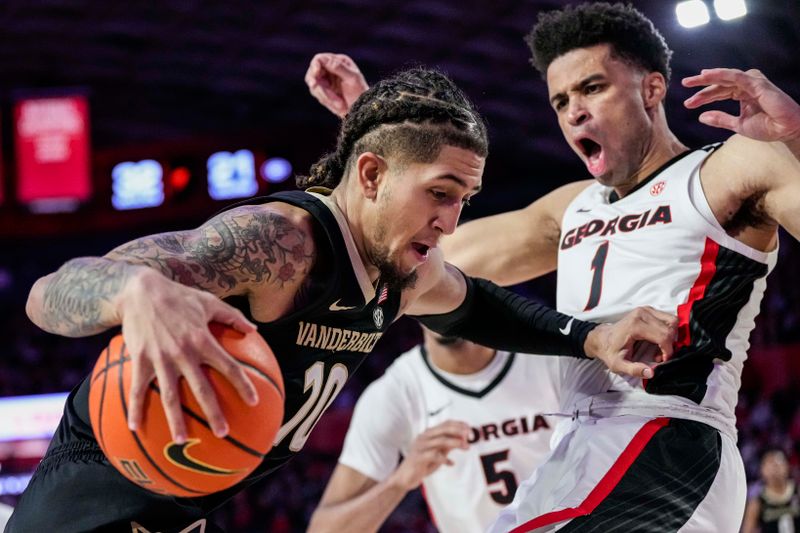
[419,346,516,399]
[608,149,693,203]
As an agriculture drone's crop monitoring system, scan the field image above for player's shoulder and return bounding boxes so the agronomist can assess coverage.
[514,352,562,378]
[523,179,595,220]
[360,346,423,398]
[703,134,789,182]
[382,345,427,384]
[546,179,596,203]
[213,200,317,237]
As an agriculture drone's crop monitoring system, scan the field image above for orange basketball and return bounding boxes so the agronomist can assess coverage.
[88,322,284,497]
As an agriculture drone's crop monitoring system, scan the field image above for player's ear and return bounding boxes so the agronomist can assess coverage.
[355,152,387,201]
[642,71,667,110]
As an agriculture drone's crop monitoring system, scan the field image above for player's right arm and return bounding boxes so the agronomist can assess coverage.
[441,180,593,285]
[307,421,469,533]
[25,202,317,442]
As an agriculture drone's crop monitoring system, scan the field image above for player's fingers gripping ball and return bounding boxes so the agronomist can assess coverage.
[88,322,284,497]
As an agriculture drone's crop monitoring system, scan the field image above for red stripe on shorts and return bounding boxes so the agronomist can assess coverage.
[510,417,670,533]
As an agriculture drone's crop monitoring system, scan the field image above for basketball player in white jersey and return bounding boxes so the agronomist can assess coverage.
[307,327,560,533]
[306,3,800,531]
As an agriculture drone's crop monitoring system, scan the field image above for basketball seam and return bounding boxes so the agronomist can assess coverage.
[117,343,206,496]
[231,356,285,401]
[148,382,266,459]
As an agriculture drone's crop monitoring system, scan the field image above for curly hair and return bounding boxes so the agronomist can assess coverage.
[298,67,488,190]
[525,2,672,82]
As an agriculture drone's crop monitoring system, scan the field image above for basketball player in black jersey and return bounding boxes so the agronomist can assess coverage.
[8,68,674,533]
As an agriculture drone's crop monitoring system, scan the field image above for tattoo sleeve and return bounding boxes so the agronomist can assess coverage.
[40,257,137,336]
[107,206,316,292]
[35,206,315,337]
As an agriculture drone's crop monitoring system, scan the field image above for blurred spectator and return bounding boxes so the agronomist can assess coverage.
[742,449,800,533]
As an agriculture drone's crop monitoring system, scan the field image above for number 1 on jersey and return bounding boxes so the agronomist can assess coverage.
[585,241,609,311]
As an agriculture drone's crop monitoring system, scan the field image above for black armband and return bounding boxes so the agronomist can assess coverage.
[414,276,597,358]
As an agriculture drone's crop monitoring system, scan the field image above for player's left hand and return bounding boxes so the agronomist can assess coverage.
[682,68,800,142]
[584,306,678,379]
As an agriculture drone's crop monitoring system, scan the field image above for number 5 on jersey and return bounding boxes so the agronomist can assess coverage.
[480,450,518,505]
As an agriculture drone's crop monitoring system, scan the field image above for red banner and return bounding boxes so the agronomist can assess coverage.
[14,95,91,204]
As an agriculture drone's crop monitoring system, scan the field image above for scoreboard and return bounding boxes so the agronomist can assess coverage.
[0,92,298,237]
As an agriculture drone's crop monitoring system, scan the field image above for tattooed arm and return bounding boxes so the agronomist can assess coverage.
[26,202,316,441]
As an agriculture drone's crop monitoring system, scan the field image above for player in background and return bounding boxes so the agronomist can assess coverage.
[742,449,800,533]
[307,327,560,533]
[306,2,800,530]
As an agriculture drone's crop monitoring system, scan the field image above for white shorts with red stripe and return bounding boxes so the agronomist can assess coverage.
[487,415,745,533]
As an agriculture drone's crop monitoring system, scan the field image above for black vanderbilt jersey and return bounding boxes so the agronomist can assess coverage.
[60,189,401,513]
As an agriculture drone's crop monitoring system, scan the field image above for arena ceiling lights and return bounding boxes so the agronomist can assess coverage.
[676,0,747,28]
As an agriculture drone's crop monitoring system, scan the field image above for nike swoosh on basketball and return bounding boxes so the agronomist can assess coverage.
[329,299,358,312]
[559,318,574,335]
[164,439,243,476]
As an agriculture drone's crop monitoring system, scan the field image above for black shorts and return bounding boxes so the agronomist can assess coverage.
[6,434,225,533]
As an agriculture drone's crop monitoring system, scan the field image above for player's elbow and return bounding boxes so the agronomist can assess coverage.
[25,275,52,328]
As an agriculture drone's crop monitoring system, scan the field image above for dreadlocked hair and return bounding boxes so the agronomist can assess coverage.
[526,2,672,83]
[298,67,488,190]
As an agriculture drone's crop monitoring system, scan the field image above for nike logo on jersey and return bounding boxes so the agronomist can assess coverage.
[577,207,592,213]
[561,205,672,250]
[329,299,357,312]
[164,439,244,476]
[427,404,449,417]
[559,318,574,335]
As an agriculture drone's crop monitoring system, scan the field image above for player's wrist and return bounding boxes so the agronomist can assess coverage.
[386,466,418,493]
[583,323,610,360]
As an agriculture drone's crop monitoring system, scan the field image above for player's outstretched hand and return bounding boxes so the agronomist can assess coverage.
[389,421,470,491]
[305,53,368,118]
[584,306,677,380]
[120,269,259,443]
[683,68,800,142]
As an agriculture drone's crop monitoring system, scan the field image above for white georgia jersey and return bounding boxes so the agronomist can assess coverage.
[555,144,777,433]
[338,345,561,533]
